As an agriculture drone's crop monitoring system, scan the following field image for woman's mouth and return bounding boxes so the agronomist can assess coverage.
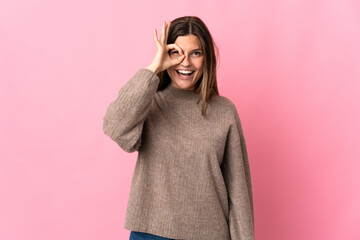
[176,70,195,80]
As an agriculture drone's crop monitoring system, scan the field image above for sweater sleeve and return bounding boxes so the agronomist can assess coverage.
[221,104,255,240]
[102,68,160,153]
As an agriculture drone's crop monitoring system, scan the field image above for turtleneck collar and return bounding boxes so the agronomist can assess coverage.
[163,83,200,100]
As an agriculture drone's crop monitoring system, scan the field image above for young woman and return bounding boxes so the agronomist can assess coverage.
[103,16,255,240]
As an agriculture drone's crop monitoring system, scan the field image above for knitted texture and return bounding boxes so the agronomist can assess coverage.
[103,68,255,240]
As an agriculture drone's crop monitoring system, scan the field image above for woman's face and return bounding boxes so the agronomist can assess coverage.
[167,34,204,91]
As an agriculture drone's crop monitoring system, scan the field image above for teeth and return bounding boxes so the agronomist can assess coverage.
[177,70,194,74]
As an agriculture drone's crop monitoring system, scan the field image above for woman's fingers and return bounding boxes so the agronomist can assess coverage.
[149,20,185,71]
[174,54,185,64]
[153,28,161,49]
[167,43,184,55]
[153,28,158,43]
[160,21,166,45]
[154,21,171,47]
[167,43,185,65]
[165,20,170,43]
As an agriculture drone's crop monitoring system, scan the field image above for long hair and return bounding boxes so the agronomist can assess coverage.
[156,16,220,116]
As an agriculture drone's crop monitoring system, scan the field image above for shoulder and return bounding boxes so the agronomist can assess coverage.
[209,94,239,116]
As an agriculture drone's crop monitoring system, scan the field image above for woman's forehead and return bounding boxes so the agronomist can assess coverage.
[175,35,202,50]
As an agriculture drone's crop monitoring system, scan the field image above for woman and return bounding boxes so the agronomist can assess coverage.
[103,16,255,240]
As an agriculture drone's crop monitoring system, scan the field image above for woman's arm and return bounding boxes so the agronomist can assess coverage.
[103,68,160,153]
[221,104,255,239]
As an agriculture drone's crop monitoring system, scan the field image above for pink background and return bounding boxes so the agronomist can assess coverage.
[1,0,359,239]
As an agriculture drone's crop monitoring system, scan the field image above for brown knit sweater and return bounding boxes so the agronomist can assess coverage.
[103,68,255,240]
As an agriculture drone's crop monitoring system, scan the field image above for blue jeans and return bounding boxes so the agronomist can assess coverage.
[129,231,177,240]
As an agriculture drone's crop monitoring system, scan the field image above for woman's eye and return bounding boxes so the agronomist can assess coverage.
[170,51,202,56]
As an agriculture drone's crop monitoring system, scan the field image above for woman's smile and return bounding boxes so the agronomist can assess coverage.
[175,69,195,80]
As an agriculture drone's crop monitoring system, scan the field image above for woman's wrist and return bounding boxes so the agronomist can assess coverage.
[146,65,160,75]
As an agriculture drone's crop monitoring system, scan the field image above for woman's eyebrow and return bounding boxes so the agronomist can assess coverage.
[171,48,202,52]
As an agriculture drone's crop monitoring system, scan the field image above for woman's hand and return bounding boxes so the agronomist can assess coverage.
[146,20,185,74]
